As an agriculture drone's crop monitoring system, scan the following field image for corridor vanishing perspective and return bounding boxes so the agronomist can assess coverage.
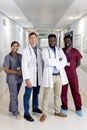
[0,0,87,130]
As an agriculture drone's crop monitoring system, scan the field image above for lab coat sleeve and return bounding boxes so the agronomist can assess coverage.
[42,49,59,67]
[58,49,67,68]
[22,49,31,80]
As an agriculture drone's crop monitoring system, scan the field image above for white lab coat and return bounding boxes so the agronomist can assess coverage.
[22,44,42,87]
[42,47,68,88]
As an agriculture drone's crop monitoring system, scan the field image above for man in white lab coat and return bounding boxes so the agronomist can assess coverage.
[22,32,42,122]
[40,34,68,122]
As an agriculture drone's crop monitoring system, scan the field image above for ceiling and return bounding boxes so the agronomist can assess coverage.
[14,0,73,29]
[0,0,87,33]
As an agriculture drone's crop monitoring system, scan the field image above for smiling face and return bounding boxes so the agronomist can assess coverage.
[64,36,72,49]
[48,37,57,48]
[11,42,19,53]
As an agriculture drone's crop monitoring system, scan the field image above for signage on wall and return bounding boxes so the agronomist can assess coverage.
[3,19,6,26]
[38,33,47,37]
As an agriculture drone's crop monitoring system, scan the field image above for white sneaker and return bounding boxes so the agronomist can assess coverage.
[15,114,21,119]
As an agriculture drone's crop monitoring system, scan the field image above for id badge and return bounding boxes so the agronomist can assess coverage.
[67,62,70,66]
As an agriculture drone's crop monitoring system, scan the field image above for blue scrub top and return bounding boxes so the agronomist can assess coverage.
[3,53,23,84]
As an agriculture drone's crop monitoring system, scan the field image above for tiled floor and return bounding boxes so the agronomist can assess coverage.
[0,68,87,130]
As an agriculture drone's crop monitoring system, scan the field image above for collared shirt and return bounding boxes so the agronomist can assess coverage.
[49,47,60,74]
[32,46,37,57]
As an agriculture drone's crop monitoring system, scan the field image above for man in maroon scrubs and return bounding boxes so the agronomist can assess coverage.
[58,35,83,117]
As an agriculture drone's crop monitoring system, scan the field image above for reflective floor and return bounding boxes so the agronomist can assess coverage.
[0,69,87,130]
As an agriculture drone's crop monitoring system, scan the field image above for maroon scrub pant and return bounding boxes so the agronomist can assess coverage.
[61,75,82,110]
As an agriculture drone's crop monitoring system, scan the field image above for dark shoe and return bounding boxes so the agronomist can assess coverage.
[24,114,34,122]
[40,115,46,122]
[33,108,42,114]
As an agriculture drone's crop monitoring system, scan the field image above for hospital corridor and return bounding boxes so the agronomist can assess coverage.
[0,0,87,130]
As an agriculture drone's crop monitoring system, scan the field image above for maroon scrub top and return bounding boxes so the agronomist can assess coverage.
[63,48,82,79]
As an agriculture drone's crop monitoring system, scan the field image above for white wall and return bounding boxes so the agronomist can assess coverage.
[77,68,87,97]
[0,13,28,97]
[59,31,64,48]
[70,15,87,70]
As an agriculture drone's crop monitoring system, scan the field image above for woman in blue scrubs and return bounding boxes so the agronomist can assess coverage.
[3,41,22,119]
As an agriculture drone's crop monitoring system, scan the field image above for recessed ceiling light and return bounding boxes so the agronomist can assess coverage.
[14,16,20,19]
[68,17,74,20]
[54,29,61,32]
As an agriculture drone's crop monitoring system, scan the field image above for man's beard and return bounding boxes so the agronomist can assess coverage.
[49,44,55,48]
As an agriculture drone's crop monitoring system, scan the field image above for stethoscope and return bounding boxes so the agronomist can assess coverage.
[47,47,60,58]
[28,46,32,55]
[28,46,38,68]
[28,45,38,56]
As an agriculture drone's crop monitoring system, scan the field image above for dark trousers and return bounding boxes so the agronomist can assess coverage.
[61,76,82,111]
[23,85,40,116]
